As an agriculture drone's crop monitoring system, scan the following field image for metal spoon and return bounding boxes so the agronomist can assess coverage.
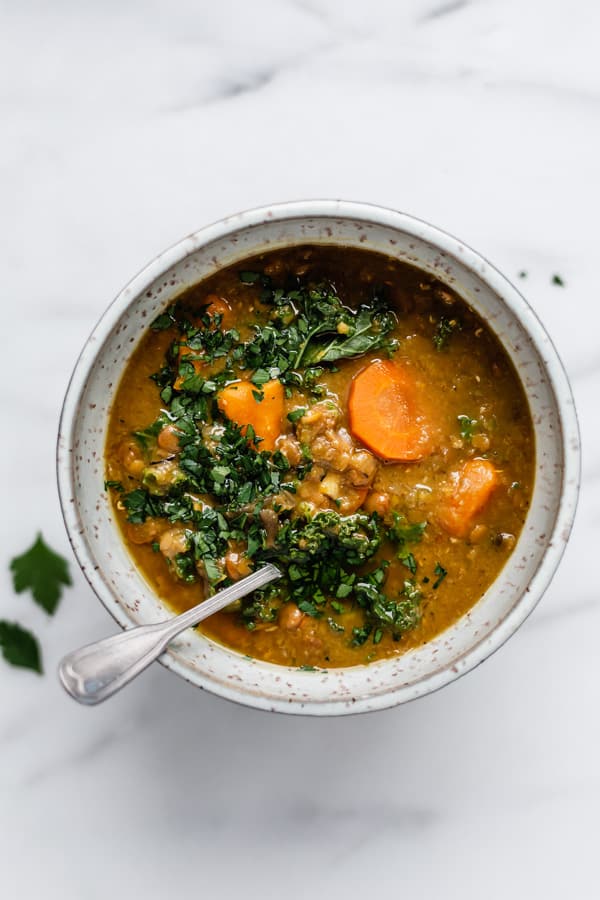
[58,564,281,706]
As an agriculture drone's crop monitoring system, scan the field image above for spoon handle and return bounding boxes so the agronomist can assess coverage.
[58,564,281,706]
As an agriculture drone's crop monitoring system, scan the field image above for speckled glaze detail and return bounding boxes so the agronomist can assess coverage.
[56,201,580,715]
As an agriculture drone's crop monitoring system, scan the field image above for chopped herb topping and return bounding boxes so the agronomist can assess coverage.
[433,316,461,351]
[433,563,448,589]
[399,551,417,575]
[457,414,478,442]
[104,480,124,492]
[239,271,262,284]
[388,513,427,553]
[287,408,307,424]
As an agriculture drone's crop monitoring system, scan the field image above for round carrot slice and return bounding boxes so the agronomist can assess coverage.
[348,359,434,461]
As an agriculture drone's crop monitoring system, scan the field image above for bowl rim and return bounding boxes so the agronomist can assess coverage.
[57,199,581,714]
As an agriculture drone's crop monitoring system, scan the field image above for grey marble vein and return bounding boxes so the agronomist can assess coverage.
[420,0,470,23]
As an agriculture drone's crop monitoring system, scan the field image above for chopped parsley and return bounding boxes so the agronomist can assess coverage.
[132,416,168,452]
[433,563,448,589]
[370,579,422,638]
[287,408,307,424]
[104,480,124,492]
[457,414,478,442]
[399,551,417,575]
[239,270,263,284]
[551,274,565,286]
[433,316,461,350]
[387,513,427,546]
[387,513,427,576]
[240,282,398,383]
[351,625,372,646]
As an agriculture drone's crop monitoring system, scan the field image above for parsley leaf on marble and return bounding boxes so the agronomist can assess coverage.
[10,533,72,615]
[0,621,43,673]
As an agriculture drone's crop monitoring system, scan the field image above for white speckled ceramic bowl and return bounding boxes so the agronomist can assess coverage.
[57,201,580,714]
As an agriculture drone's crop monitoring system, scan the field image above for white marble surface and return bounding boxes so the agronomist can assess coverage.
[1,1,598,896]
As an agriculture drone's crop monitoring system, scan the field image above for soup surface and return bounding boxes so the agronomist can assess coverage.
[105,245,534,668]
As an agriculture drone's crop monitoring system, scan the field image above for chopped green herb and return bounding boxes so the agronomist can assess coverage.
[457,414,478,442]
[132,417,166,452]
[433,316,461,351]
[388,513,427,546]
[518,270,527,279]
[399,551,417,575]
[104,480,124,492]
[10,534,72,615]
[433,563,448,589]
[122,488,162,524]
[370,580,422,638]
[351,625,372,646]
[250,368,272,386]
[297,599,322,617]
[287,408,307,424]
[551,274,565,286]
[242,282,397,380]
[239,271,262,284]
[151,310,178,331]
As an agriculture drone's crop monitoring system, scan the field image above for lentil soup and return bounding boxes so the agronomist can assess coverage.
[105,245,534,668]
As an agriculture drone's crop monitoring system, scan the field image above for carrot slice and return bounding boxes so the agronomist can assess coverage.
[437,458,499,537]
[217,380,284,452]
[348,359,434,461]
